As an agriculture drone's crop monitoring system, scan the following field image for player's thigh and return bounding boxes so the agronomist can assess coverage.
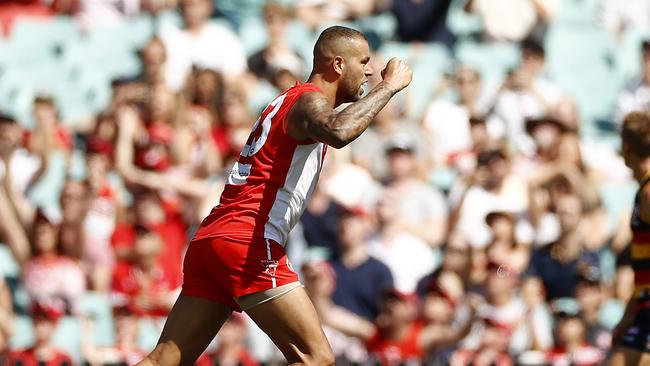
[157,295,232,366]
[244,286,333,364]
[608,347,646,366]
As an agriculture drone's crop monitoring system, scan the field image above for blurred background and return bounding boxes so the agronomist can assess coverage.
[0,0,648,364]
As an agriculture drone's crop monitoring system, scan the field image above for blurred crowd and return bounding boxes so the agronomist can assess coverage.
[0,0,649,364]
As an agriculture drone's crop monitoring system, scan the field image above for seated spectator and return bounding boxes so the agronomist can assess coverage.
[615,40,650,124]
[545,310,604,366]
[248,3,306,87]
[573,268,611,351]
[469,261,553,355]
[160,0,247,91]
[22,210,86,314]
[28,96,73,155]
[464,0,559,43]
[330,206,393,321]
[390,0,455,46]
[184,67,224,119]
[0,113,42,229]
[368,189,439,292]
[173,105,223,178]
[4,300,73,366]
[527,193,601,301]
[482,210,531,275]
[299,184,344,259]
[423,65,498,169]
[492,39,564,153]
[382,134,448,247]
[416,231,472,297]
[196,314,259,366]
[81,304,146,365]
[450,317,514,366]
[111,225,179,317]
[449,147,529,249]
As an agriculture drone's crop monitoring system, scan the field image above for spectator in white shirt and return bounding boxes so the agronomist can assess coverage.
[160,0,247,91]
[615,40,650,123]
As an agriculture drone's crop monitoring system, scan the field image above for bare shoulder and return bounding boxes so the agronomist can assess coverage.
[286,91,334,140]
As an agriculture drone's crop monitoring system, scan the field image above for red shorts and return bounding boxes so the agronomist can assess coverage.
[181,236,299,312]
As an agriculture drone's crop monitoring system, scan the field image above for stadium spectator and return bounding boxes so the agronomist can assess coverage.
[601,0,650,41]
[615,40,650,123]
[383,133,448,247]
[492,39,564,153]
[368,189,439,292]
[330,206,393,320]
[416,231,473,297]
[160,0,247,91]
[81,303,146,365]
[545,310,605,365]
[574,268,612,352]
[248,2,306,87]
[464,0,559,43]
[482,210,531,274]
[4,300,73,366]
[294,0,375,31]
[390,0,455,46]
[423,65,498,169]
[0,276,12,363]
[527,193,601,301]
[450,147,529,248]
[111,225,179,317]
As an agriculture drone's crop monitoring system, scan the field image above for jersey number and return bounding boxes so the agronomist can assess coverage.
[228,93,287,185]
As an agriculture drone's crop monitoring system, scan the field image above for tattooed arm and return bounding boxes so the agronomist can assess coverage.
[287,58,412,148]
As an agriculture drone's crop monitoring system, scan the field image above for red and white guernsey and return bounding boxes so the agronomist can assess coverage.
[193,82,327,246]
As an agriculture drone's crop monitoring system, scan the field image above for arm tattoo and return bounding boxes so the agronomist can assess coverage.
[301,82,397,148]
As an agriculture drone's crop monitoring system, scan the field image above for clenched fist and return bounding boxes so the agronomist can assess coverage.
[381,58,413,92]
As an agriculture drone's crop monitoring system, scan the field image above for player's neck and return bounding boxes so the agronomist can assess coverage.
[306,73,337,108]
[634,158,650,183]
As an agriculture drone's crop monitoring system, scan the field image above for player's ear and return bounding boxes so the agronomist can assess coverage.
[333,56,345,76]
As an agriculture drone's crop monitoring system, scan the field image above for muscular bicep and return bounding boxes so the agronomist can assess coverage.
[286,92,345,148]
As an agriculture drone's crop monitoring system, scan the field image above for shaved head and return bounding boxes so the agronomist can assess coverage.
[313,26,368,69]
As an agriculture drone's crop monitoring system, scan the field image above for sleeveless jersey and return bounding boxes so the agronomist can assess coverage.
[193,82,326,245]
[631,173,650,299]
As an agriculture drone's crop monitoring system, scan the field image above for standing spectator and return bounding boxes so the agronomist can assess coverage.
[368,189,440,292]
[383,134,448,248]
[160,0,247,91]
[21,210,87,314]
[527,193,601,301]
[391,0,455,46]
[330,206,393,321]
[492,39,564,153]
[4,301,73,366]
[81,304,146,366]
[111,225,179,317]
[615,41,650,123]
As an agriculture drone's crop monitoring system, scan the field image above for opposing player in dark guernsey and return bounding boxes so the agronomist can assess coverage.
[610,111,650,365]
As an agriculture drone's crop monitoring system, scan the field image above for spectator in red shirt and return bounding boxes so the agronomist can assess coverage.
[5,300,73,366]
[111,225,179,317]
[546,311,605,366]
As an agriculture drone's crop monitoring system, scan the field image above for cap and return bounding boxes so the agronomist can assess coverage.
[424,280,455,306]
[85,135,115,156]
[0,112,16,125]
[525,116,571,135]
[385,133,416,154]
[31,300,64,322]
[485,210,515,225]
[381,288,418,304]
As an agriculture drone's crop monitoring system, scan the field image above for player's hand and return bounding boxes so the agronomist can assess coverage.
[381,58,413,92]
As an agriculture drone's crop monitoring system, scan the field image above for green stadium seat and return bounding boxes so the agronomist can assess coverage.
[238,16,268,56]
[454,41,519,85]
[9,315,34,349]
[4,17,78,67]
[79,293,115,347]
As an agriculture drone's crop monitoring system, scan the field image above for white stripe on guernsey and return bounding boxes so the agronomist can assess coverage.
[265,239,276,288]
[264,143,324,245]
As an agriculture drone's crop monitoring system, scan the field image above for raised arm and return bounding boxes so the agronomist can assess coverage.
[287,58,412,148]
